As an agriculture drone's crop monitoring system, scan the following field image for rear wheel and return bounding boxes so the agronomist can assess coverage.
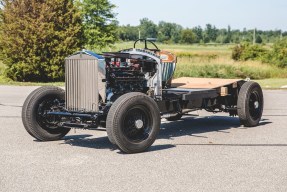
[237,81,264,127]
[106,92,160,153]
[22,86,70,141]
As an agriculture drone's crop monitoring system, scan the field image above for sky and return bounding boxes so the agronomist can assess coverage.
[110,0,287,31]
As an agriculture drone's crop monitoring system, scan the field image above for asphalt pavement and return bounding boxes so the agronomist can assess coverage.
[0,86,287,192]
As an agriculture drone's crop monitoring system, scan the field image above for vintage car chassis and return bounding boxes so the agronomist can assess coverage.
[22,39,264,153]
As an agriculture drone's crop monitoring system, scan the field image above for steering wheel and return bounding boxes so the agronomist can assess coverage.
[134,39,160,52]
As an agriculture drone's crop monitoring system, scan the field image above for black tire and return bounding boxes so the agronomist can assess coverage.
[237,81,264,127]
[22,86,70,141]
[106,118,116,145]
[106,92,161,153]
[166,114,182,121]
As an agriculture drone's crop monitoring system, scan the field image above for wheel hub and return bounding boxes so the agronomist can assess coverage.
[135,119,144,129]
[123,106,151,142]
[254,101,259,109]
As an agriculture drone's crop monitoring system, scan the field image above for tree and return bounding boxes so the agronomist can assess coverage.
[216,29,227,43]
[180,29,196,44]
[116,18,287,45]
[0,0,83,82]
[80,0,118,49]
[118,25,138,41]
[139,18,158,39]
[256,35,263,44]
[158,21,182,43]
[192,26,203,43]
[231,29,241,43]
[204,24,218,43]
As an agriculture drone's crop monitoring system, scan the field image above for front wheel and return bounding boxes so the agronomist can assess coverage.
[237,81,264,127]
[106,93,161,153]
[22,86,70,141]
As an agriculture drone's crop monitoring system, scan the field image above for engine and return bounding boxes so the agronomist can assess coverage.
[105,54,157,100]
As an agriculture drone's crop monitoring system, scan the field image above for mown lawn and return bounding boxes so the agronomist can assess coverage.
[256,79,287,89]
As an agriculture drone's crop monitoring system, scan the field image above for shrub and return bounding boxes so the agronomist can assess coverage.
[231,43,268,61]
[256,35,263,44]
[231,44,243,61]
[0,0,83,82]
[232,40,287,68]
[265,39,287,68]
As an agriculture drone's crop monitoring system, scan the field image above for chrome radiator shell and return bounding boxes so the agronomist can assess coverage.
[65,52,105,112]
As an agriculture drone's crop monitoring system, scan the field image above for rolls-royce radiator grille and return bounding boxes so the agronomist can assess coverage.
[65,59,99,112]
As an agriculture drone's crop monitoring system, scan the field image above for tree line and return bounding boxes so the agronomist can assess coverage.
[0,0,286,82]
[118,18,286,44]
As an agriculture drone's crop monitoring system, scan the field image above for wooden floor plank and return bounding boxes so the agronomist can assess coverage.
[172,77,241,89]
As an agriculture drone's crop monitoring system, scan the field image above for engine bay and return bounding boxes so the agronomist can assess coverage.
[104,52,158,100]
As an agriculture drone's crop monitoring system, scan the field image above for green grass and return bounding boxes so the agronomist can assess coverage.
[175,58,287,80]
[109,42,287,89]
[0,42,286,88]
[0,80,64,86]
[111,41,233,51]
[256,79,287,89]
